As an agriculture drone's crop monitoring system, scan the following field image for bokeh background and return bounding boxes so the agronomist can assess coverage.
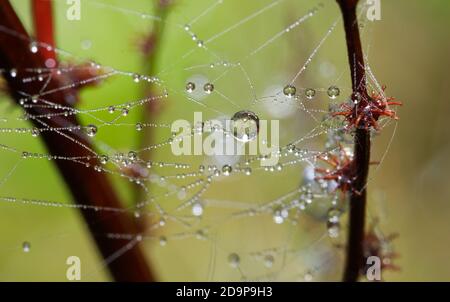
[0,0,449,281]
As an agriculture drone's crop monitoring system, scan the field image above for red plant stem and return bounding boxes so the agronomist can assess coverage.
[0,0,154,281]
[336,0,370,282]
[31,0,56,61]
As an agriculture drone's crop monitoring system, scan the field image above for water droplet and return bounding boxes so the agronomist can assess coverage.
[184,24,191,31]
[100,155,109,164]
[108,106,115,113]
[327,208,341,223]
[159,236,167,246]
[128,151,137,161]
[135,122,143,131]
[264,255,274,268]
[31,127,40,137]
[22,241,31,252]
[121,108,129,116]
[305,88,316,100]
[185,82,195,93]
[203,83,214,94]
[10,68,17,78]
[231,110,259,143]
[29,41,38,53]
[327,85,340,99]
[283,84,296,98]
[327,220,340,238]
[243,167,252,176]
[273,211,283,224]
[222,165,232,176]
[86,124,97,137]
[132,73,141,83]
[228,253,240,268]
[192,202,204,216]
[197,40,204,47]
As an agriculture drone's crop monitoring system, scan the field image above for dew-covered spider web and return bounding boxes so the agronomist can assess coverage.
[0,0,399,281]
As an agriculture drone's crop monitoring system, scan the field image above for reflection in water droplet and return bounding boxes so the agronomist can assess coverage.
[186,82,195,93]
[86,124,97,137]
[100,155,109,164]
[203,83,214,94]
[305,88,316,100]
[222,165,232,176]
[327,85,340,99]
[231,110,259,143]
[283,84,296,97]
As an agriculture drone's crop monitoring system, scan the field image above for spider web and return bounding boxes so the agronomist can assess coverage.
[0,0,398,281]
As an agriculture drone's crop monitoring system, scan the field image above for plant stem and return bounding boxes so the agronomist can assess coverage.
[31,0,56,61]
[134,0,171,206]
[0,0,154,281]
[336,0,370,282]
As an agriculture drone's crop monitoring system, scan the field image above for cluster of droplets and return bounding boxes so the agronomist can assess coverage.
[281,84,341,101]
[185,81,214,94]
[326,207,342,239]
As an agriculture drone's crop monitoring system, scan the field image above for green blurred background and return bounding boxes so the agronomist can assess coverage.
[0,0,449,281]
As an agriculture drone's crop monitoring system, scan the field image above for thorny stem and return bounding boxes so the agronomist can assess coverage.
[0,0,154,281]
[336,0,370,282]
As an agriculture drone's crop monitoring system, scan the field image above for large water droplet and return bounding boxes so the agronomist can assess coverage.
[231,110,259,143]
[185,82,195,93]
[305,88,316,100]
[132,73,141,83]
[327,85,340,99]
[222,164,232,176]
[86,124,97,137]
[100,155,109,164]
[128,151,137,161]
[283,84,296,98]
[203,83,214,94]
